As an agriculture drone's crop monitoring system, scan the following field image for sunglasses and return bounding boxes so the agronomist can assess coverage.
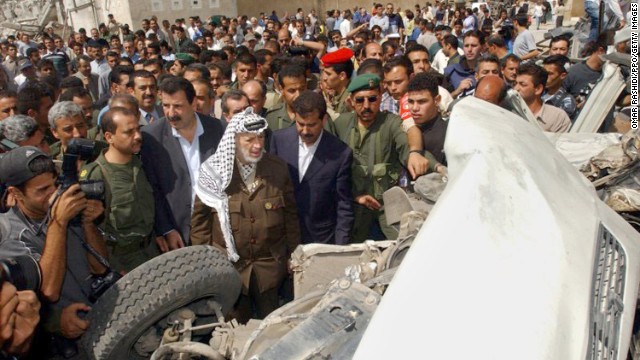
[354,95,378,104]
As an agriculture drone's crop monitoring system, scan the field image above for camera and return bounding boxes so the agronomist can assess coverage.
[58,138,104,201]
[0,255,41,291]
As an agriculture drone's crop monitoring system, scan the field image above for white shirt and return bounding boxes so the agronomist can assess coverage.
[432,47,464,74]
[339,19,352,37]
[171,114,204,209]
[298,131,323,180]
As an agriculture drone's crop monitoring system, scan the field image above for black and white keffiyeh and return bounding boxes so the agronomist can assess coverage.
[196,107,268,262]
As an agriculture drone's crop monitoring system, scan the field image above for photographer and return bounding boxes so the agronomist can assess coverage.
[0,282,40,358]
[0,147,107,358]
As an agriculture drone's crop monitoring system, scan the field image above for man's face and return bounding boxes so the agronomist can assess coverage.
[106,113,142,155]
[14,172,57,219]
[7,46,17,59]
[454,24,462,34]
[258,55,273,78]
[111,74,130,95]
[0,96,17,120]
[150,20,159,30]
[74,33,83,44]
[235,63,256,86]
[331,33,342,44]
[514,74,541,103]
[235,132,264,164]
[130,76,157,111]
[351,89,381,124]
[502,59,519,83]
[111,38,122,49]
[209,68,225,94]
[242,84,265,114]
[91,29,99,38]
[107,55,118,68]
[386,4,394,15]
[94,47,105,60]
[162,90,196,130]
[476,61,500,80]
[52,114,88,148]
[384,66,410,101]
[550,40,569,56]
[192,82,213,114]
[38,64,55,78]
[73,95,93,124]
[18,128,49,153]
[143,64,162,80]
[278,31,291,49]
[365,43,383,61]
[407,50,430,74]
[354,36,365,47]
[321,67,344,91]
[44,39,55,51]
[123,41,135,55]
[543,63,565,90]
[223,97,249,120]
[184,70,203,83]
[296,22,305,34]
[295,110,323,146]
[141,20,150,31]
[408,89,440,125]
[54,38,64,49]
[383,46,395,63]
[463,36,481,61]
[35,96,53,128]
[195,37,205,49]
[281,76,307,106]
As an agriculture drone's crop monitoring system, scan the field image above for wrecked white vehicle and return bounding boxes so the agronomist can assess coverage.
[81,97,640,360]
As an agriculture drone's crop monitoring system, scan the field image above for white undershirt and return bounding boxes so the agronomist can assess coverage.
[171,114,204,210]
[298,131,323,180]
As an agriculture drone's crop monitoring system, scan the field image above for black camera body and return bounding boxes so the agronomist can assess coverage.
[0,255,41,291]
[58,138,105,201]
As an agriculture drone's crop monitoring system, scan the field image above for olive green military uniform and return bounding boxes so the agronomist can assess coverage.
[333,111,409,242]
[49,140,108,162]
[80,151,158,273]
[330,87,351,117]
[265,102,295,131]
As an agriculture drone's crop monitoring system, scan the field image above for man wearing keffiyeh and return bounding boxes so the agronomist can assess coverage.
[191,107,300,323]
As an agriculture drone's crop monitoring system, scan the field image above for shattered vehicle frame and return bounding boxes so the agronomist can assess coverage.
[81,97,640,360]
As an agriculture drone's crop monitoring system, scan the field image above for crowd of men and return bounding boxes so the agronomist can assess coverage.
[0,1,634,358]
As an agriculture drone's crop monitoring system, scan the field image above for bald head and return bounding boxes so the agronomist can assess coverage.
[474,76,507,105]
[364,42,384,61]
[242,80,267,114]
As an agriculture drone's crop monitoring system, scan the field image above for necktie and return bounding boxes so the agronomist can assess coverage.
[145,113,155,124]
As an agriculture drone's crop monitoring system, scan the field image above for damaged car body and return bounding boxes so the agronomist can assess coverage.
[81,97,640,360]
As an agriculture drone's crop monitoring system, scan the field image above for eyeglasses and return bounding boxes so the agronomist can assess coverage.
[354,95,378,104]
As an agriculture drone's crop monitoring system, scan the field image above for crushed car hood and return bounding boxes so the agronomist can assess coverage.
[354,97,640,360]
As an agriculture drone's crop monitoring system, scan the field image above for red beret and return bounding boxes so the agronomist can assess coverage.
[321,48,354,66]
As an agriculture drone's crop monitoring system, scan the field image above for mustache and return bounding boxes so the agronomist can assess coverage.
[361,109,373,115]
[168,115,181,122]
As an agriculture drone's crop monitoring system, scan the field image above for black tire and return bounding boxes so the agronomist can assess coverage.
[81,245,242,360]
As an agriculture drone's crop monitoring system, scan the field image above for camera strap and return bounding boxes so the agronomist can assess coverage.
[69,227,114,272]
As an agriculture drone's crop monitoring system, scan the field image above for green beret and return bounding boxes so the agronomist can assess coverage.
[347,73,381,93]
[175,53,196,65]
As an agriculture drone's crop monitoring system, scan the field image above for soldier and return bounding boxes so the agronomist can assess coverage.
[79,107,158,273]
[265,64,307,131]
[320,48,354,119]
[333,74,413,242]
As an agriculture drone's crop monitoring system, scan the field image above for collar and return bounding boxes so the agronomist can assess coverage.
[236,158,257,182]
[418,113,442,131]
[533,103,549,124]
[299,130,323,150]
[171,113,204,139]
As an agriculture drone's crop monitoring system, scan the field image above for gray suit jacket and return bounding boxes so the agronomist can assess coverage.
[140,113,223,244]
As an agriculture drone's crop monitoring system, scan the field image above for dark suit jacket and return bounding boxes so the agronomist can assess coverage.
[270,127,354,245]
[140,113,224,244]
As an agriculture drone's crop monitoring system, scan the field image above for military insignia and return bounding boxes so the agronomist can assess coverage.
[80,169,88,178]
[265,202,273,210]
[368,79,375,88]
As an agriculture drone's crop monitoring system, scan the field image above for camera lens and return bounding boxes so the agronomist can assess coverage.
[1,255,41,291]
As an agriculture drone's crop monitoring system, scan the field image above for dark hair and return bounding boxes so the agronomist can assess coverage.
[293,90,326,119]
[110,65,134,85]
[191,78,214,98]
[501,53,521,68]
[477,54,501,70]
[220,89,248,114]
[405,44,429,60]
[106,51,120,59]
[582,32,608,56]
[383,56,414,77]
[234,52,257,68]
[277,64,306,86]
[487,34,506,48]
[17,83,48,115]
[357,58,384,78]
[182,42,201,56]
[185,63,211,80]
[254,49,274,66]
[542,55,570,74]
[59,76,84,91]
[407,72,439,98]
[59,86,91,102]
[101,106,137,135]
[515,15,529,27]
[442,34,459,49]
[463,30,485,45]
[207,61,232,80]
[127,70,156,88]
[516,63,547,88]
[159,77,195,103]
[26,48,39,58]
[77,55,92,64]
[143,58,164,69]
[550,35,570,48]
[0,90,17,100]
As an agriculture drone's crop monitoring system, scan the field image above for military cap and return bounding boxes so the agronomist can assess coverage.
[321,48,354,66]
[175,53,196,65]
[347,73,381,93]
